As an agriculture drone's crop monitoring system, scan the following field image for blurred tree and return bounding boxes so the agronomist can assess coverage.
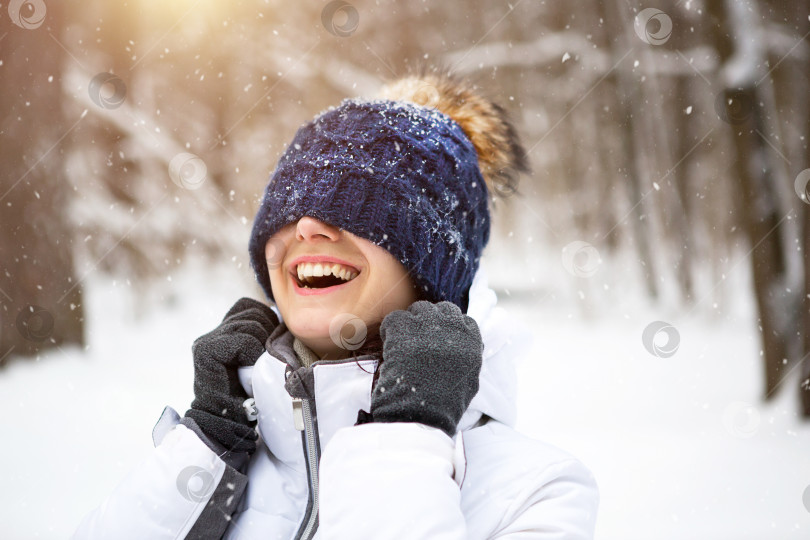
[796,1,810,417]
[598,0,659,299]
[803,104,810,417]
[708,0,795,402]
[0,1,84,362]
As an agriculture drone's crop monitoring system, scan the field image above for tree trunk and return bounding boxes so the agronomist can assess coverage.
[799,173,810,418]
[599,0,658,298]
[734,92,791,399]
[800,3,810,417]
[671,76,696,303]
[0,2,84,363]
[708,0,792,400]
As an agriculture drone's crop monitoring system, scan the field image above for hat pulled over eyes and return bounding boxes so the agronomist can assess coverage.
[248,73,529,313]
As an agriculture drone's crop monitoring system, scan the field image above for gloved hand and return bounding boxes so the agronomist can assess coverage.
[184,297,279,455]
[363,300,484,438]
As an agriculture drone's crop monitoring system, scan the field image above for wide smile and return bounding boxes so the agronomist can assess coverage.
[289,258,361,297]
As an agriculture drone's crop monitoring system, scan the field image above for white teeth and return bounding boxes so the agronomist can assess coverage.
[296,261,359,284]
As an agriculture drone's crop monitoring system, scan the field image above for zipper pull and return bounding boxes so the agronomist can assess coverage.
[243,397,259,422]
[292,397,305,431]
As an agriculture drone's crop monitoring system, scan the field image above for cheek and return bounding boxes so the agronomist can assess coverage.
[367,264,416,309]
[269,268,288,292]
[267,268,279,288]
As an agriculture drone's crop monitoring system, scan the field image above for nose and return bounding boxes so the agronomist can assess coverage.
[295,216,341,243]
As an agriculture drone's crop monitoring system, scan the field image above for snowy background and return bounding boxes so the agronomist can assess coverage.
[2,0,810,538]
[2,240,809,539]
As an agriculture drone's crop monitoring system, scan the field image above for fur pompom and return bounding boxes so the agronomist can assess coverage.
[377,72,529,196]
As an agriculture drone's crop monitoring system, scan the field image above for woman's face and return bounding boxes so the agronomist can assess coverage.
[266,216,419,360]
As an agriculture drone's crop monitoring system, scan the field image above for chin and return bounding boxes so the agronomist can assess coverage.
[284,314,332,340]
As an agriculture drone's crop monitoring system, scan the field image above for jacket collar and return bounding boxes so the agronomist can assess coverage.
[260,264,531,434]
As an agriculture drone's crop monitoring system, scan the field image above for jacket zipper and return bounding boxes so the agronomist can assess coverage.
[283,358,377,539]
[292,397,320,540]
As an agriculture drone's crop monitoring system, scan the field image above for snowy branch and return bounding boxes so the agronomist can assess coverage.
[64,68,187,166]
[443,33,719,79]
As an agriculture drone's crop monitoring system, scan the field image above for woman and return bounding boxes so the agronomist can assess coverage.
[72,72,599,539]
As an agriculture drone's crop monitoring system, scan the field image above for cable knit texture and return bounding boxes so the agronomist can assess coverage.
[248,98,490,313]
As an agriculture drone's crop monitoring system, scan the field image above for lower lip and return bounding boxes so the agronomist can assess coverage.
[290,272,357,296]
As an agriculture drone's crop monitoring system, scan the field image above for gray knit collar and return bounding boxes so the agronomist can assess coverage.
[265,321,378,370]
[292,336,321,368]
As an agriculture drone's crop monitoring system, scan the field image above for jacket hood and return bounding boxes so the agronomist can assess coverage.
[459,264,533,429]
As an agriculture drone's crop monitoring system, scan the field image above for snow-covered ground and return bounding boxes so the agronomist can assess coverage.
[1,247,809,539]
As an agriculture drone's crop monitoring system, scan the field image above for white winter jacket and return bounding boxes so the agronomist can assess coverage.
[72,266,599,539]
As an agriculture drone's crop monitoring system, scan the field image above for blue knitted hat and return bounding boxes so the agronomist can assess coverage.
[249,75,527,313]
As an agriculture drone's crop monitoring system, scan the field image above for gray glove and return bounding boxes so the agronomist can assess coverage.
[361,300,483,437]
[185,297,279,455]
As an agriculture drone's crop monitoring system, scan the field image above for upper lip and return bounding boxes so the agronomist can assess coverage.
[288,255,361,275]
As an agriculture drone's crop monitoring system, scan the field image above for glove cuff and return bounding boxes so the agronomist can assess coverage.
[185,409,259,455]
[365,406,458,438]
